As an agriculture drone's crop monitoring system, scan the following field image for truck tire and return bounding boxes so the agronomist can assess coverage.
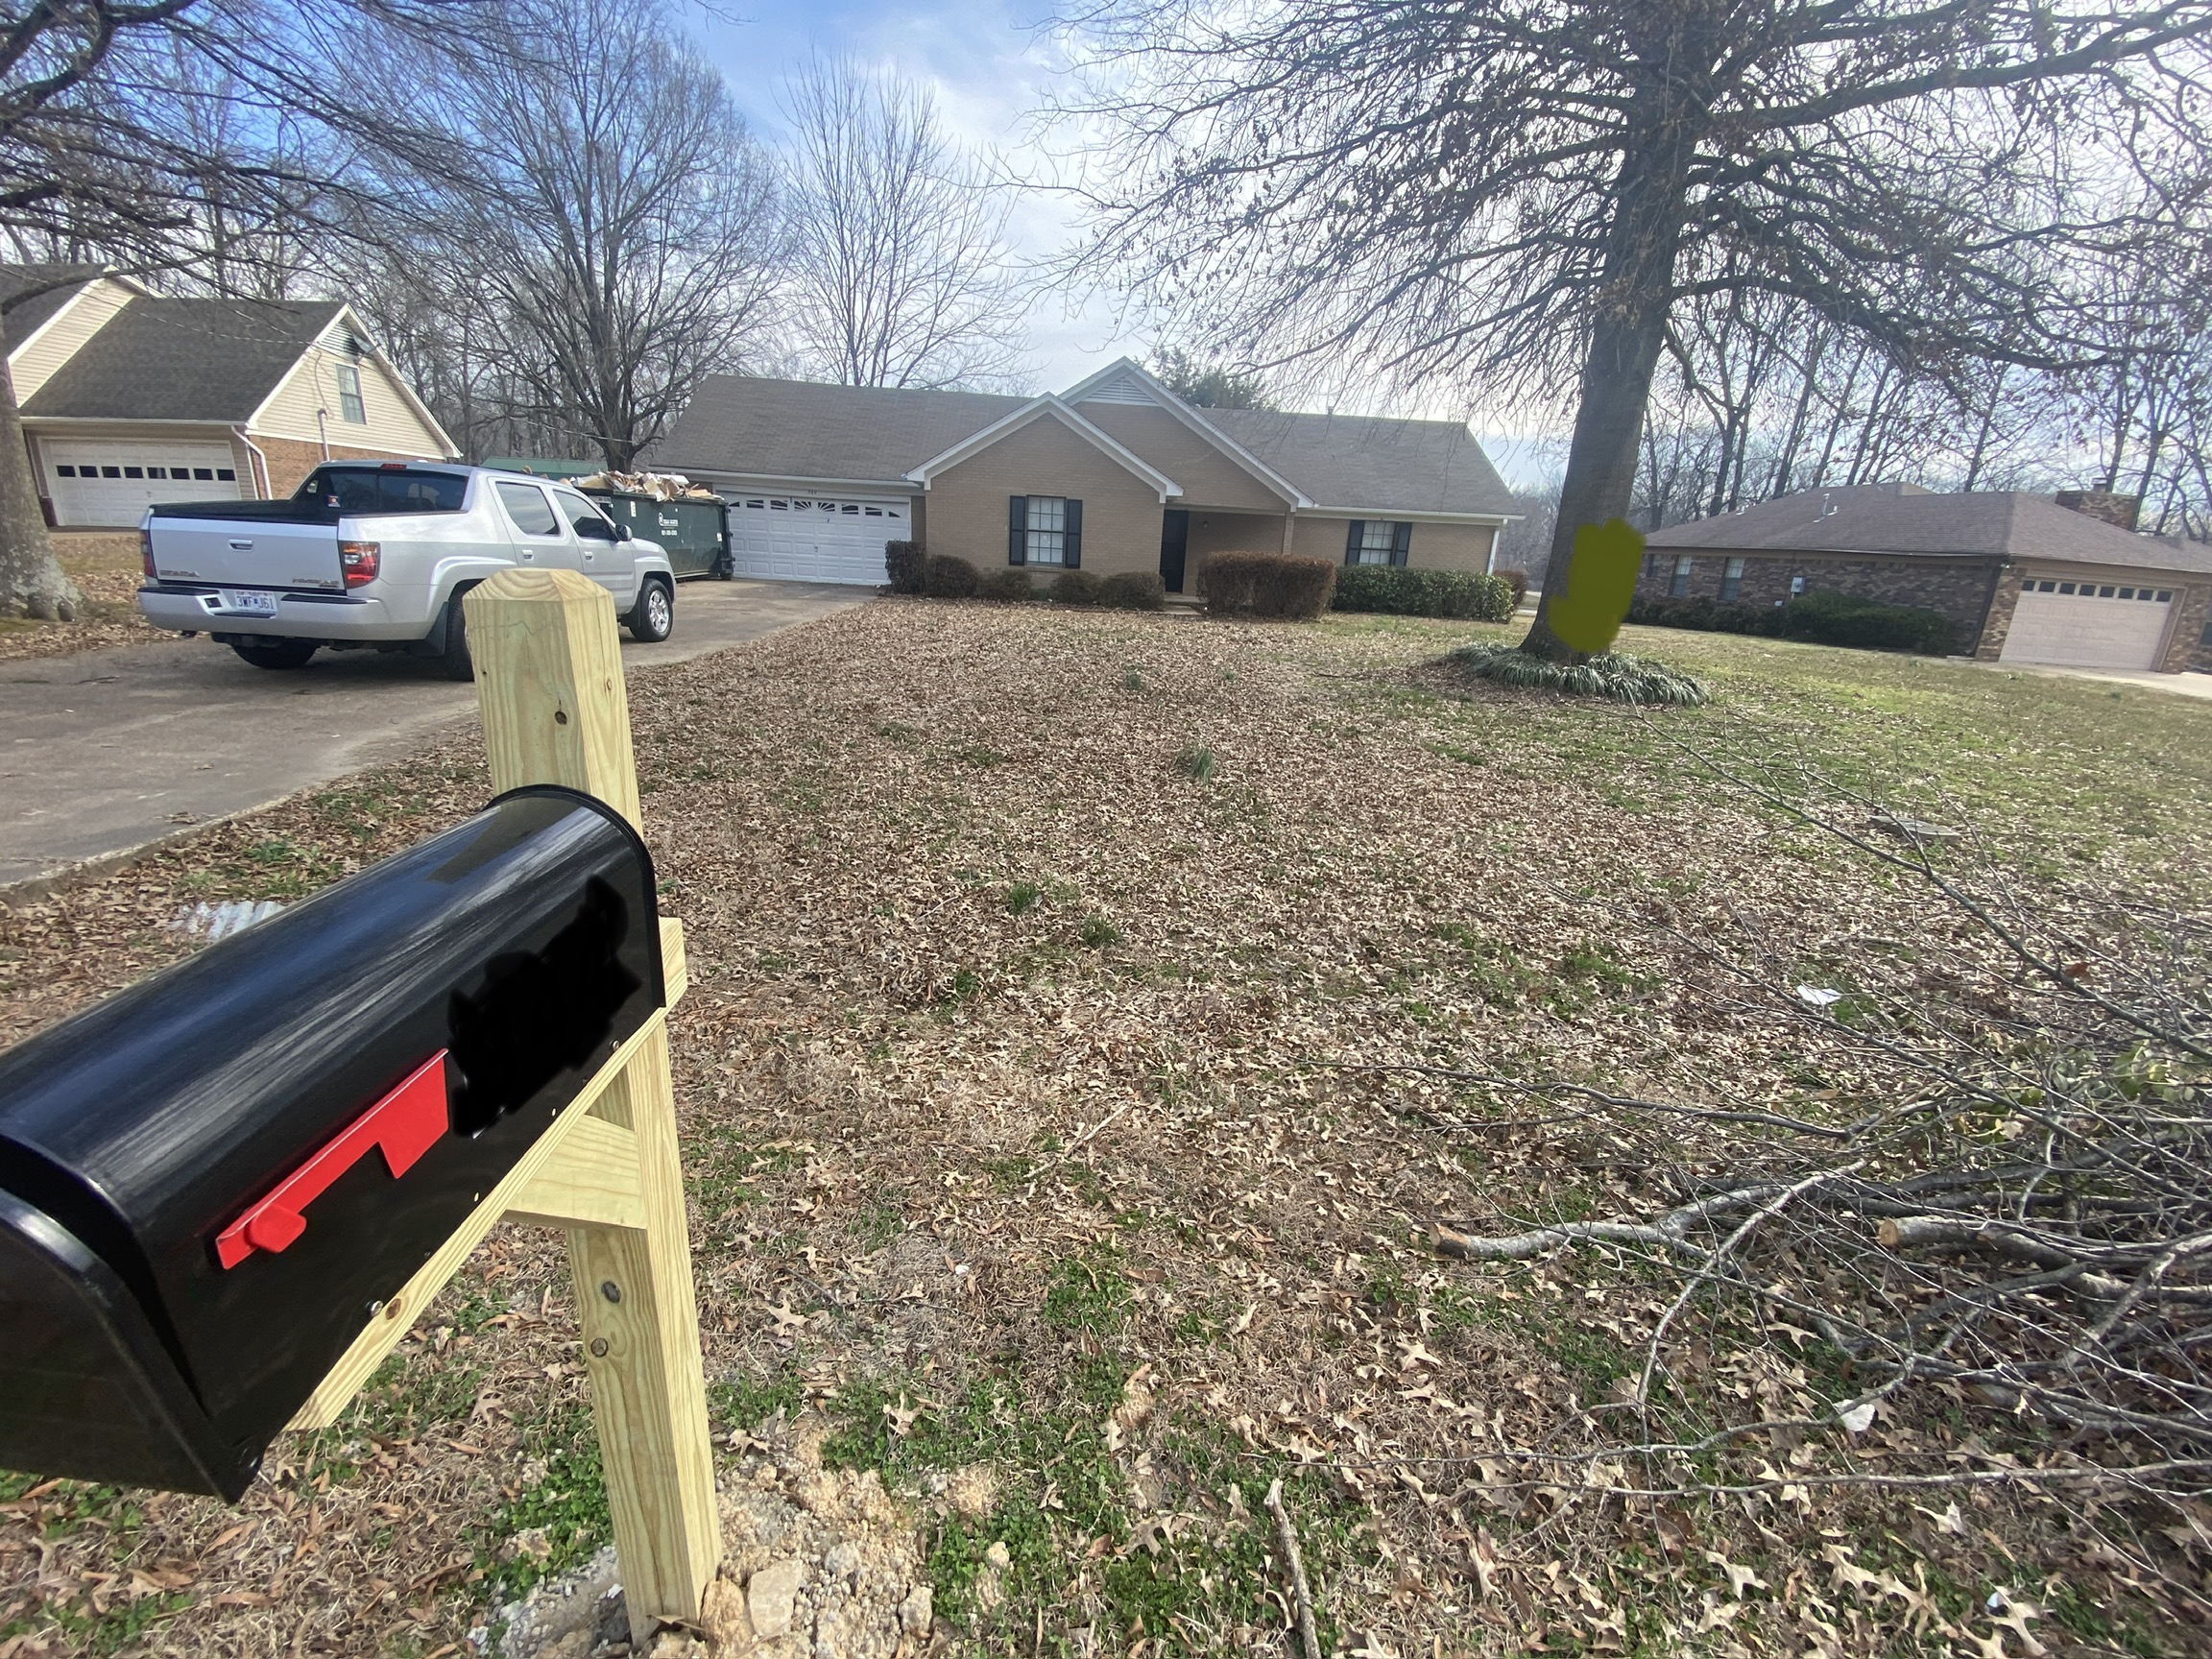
[230,639,318,671]
[438,589,475,682]
[627,577,673,643]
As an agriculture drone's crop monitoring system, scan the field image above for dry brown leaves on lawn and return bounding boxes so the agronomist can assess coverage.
[0,600,2204,1657]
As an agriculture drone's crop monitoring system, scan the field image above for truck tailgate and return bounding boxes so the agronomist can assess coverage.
[149,520,344,591]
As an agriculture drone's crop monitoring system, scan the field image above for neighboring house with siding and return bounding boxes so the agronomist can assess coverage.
[1638,482,2212,674]
[0,263,456,528]
[643,359,1517,592]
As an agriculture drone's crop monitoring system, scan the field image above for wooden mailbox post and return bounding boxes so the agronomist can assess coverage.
[283,566,721,1622]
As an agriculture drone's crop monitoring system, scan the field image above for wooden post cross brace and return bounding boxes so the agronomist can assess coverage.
[284,567,720,1623]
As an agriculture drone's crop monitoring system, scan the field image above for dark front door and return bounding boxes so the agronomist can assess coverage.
[1159,510,1190,593]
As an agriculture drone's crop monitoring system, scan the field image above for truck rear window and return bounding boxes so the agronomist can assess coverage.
[297,468,469,515]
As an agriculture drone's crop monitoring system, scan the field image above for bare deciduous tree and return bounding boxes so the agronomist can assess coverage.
[347,0,779,469]
[0,0,478,617]
[1058,0,2212,660]
[779,56,1027,392]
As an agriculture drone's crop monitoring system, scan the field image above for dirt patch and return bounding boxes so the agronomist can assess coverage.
[0,602,2204,1655]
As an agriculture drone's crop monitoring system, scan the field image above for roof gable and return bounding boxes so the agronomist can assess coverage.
[1065,357,1305,505]
[906,397,1181,499]
[21,296,345,422]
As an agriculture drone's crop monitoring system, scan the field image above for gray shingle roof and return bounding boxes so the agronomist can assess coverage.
[0,263,108,346]
[20,296,344,422]
[1647,482,2212,576]
[645,374,1518,516]
[1197,407,1516,515]
[645,376,1030,483]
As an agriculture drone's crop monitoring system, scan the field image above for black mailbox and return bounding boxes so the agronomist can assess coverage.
[0,786,662,1499]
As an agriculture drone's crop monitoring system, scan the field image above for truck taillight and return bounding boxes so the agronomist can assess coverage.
[339,541,381,589]
[140,528,156,580]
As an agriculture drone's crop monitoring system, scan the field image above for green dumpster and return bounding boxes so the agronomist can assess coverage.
[585,490,731,580]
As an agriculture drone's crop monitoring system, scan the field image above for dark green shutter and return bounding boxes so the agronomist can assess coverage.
[1064,499,1083,568]
[1345,520,1364,565]
[1390,521,1411,566]
[1007,495,1026,565]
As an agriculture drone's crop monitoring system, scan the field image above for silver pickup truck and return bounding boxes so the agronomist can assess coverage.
[136,462,678,678]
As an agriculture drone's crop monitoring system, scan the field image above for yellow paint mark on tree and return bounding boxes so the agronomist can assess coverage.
[1550,518,1646,655]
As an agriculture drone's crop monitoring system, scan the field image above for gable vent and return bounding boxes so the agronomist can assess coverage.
[1079,370,1160,406]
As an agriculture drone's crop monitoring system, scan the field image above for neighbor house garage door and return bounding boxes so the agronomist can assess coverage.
[2001,578,2175,671]
[42,439,242,527]
[725,493,909,585]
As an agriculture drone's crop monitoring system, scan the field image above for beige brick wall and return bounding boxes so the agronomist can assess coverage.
[1074,404,1285,512]
[926,415,1165,579]
[253,436,439,498]
[1289,516,1497,574]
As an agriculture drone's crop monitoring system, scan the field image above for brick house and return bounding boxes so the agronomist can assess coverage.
[1,263,456,528]
[1636,483,2212,673]
[643,358,1518,592]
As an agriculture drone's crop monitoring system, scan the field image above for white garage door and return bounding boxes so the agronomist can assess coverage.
[43,439,243,527]
[2002,578,2175,671]
[725,493,909,585]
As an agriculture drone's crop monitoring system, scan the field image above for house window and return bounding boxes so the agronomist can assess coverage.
[1344,519,1411,565]
[337,363,367,423]
[1669,555,1695,597]
[1719,556,1746,601]
[1025,495,1070,565]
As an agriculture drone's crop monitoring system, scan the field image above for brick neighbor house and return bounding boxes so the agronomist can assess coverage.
[2,263,456,528]
[1635,483,2212,674]
[641,358,1518,593]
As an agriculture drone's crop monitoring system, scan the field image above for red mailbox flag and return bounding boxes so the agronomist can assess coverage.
[215,1051,448,1268]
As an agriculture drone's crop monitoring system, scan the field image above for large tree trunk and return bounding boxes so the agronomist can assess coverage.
[0,313,78,621]
[1520,80,1704,662]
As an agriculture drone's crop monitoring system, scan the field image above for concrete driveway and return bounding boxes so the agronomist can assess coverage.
[1955,658,2212,702]
[0,579,866,893]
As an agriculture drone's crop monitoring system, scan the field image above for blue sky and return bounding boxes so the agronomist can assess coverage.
[683,0,1145,393]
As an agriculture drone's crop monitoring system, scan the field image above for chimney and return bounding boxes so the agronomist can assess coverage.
[2055,490,2141,532]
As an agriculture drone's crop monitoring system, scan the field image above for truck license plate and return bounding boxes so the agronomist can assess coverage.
[219,589,280,617]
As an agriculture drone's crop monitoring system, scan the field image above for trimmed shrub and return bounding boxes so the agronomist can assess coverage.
[1774,589,1956,653]
[922,554,978,599]
[1496,566,1530,609]
[1626,595,1771,636]
[1050,568,1104,607]
[976,567,1035,603]
[885,540,925,594]
[1445,642,1711,706]
[1099,570,1166,611]
[1200,550,1336,620]
[1628,589,1954,654]
[1332,565,1515,621]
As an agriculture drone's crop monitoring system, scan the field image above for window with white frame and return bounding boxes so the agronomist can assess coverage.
[336,363,366,423]
[1719,556,1746,601]
[1025,495,1069,565]
[1669,554,1695,597]
[1354,520,1397,565]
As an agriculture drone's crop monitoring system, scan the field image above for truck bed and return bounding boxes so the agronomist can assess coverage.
[151,499,345,525]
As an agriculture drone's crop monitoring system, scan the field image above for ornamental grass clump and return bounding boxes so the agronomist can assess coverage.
[1445,641,1711,706]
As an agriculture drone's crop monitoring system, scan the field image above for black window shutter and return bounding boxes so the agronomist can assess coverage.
[1390,521,1411,566]
[1345,520,1364,565]
[1007,495,1026,565]
[1065,499,1083,568]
